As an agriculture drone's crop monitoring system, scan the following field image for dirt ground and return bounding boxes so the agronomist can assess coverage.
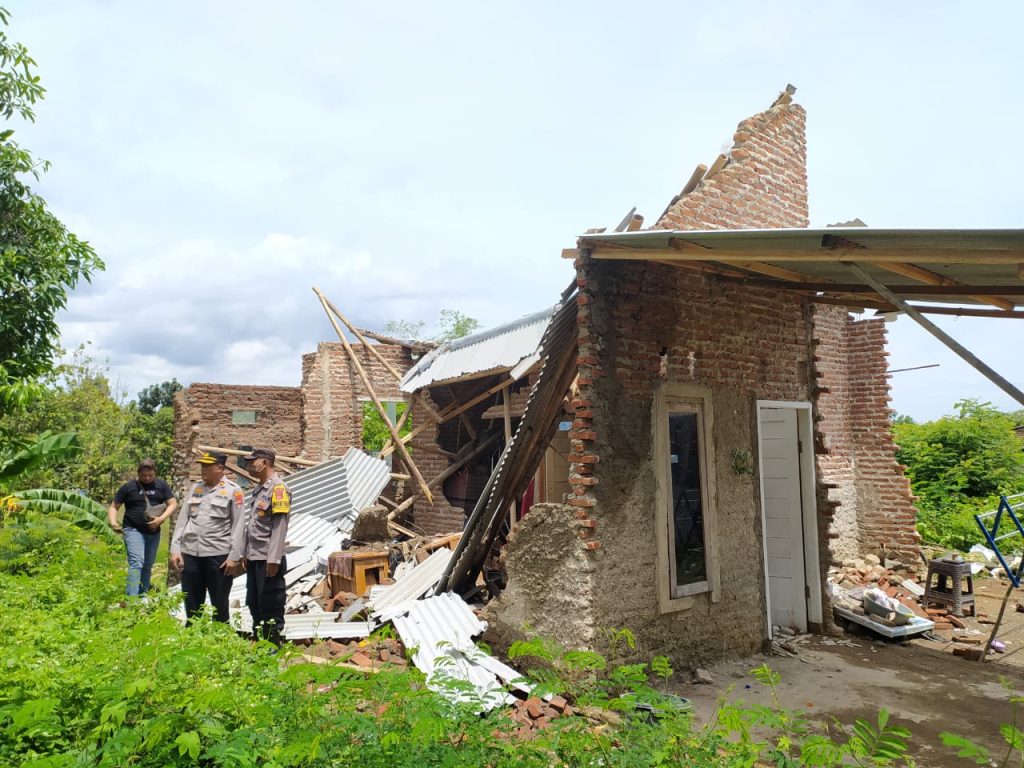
[677,577,1024,767]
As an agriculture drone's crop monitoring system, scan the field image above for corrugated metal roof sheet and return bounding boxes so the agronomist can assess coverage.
[392,593,514,711]
[400,306,557,392]
[341,447,392,513]
[441,298,579,594]
[579,227,1024,253]
[576,228,1024,309]
[369,547,451,617]
[285,457,349,520]
[283,448,390,535]
[287,514,342,548]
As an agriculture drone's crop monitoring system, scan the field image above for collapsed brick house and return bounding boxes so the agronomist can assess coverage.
[175,87,1021,666]
[481,89,976,664]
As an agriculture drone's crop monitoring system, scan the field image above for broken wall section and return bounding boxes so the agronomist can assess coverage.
[813,308,919,562]
[299,342,412,463]
[171,384,303,492]
[483,503,598,653]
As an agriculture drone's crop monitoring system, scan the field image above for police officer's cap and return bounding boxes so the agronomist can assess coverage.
[243,447,276,463]
[196,451,228,466]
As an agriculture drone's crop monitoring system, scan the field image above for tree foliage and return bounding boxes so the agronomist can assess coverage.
[135,379,182,415]
[0,8,103,417]
[435,309,481,342]
[0,352,175,501]
[384,309,481,343]
[894,399,1024,549]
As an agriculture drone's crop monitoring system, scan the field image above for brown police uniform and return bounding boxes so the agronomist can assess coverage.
[170,476,246,623]
[243,472,290,644]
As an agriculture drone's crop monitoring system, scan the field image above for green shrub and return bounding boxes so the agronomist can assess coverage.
[1,510,1018,767]
[895,400,1024,550]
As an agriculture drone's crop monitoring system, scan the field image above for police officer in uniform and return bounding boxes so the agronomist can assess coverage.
[242,447,291,645]
[169,451,246,623]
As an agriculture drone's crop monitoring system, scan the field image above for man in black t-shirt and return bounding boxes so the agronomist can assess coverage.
[108,458,178,596]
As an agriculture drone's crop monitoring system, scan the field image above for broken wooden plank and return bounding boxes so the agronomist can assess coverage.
[198,444,317,467]
[317,290,443,425]
[380,378,514,458]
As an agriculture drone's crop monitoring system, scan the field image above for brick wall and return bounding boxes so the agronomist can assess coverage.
[299,342,413,462]
[838,315,918,559]
[657,102,809,230]
[172,384,303,492]
[572,257,816,662]
[550,96,917,664]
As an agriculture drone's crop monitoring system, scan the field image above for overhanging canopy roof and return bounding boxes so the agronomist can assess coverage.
[572,227,1024,316]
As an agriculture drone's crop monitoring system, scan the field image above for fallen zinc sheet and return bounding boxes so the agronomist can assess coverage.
[390,592,529,711]
[283,446,392,537]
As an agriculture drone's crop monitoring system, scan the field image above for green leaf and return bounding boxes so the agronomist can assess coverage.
[175,730,201,759]
[939,732,991,764]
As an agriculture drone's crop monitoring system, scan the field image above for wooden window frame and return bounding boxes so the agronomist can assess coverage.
[653,383,720,613]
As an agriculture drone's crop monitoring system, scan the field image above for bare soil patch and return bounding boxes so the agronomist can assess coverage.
[676,577,1024,767]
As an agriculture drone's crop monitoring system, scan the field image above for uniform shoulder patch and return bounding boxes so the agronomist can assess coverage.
[234,489,244,505]
[271,484,290,514]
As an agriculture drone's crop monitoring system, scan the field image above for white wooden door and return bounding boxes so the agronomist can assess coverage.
[759,407,808,632]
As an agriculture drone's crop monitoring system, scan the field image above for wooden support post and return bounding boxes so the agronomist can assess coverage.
[316,289,442,424]
[503,387,516,530]
[379,399,414,456]
[447,385,477,441]
[849,264,1024,407]
[981,580,1016,661]
[314,289,434,503]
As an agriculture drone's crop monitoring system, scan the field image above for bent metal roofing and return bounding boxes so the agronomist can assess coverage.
[400,305,558,392]
[571,227,1024,315]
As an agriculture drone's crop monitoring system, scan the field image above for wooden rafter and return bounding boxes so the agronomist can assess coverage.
[733,261,826,283]
[875,262,1014,311]
[810,296,1024,318]
[589,246,1024,265]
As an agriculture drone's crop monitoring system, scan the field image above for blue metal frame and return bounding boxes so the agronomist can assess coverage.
[975,494,1024,587]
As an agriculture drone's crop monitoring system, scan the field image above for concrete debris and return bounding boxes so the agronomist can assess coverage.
[350,504,391,543]
[693,668,715,685]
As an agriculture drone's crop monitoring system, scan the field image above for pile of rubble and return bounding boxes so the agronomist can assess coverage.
[828,554,928,620]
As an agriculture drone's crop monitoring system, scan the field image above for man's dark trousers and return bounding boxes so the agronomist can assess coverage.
[181,553,234,623]
[246,556,287,645]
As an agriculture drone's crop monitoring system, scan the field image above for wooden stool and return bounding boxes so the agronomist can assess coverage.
[923,558,975,617]
[328,550,390,596]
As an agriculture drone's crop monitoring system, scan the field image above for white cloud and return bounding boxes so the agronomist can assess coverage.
[8,0,1020,418]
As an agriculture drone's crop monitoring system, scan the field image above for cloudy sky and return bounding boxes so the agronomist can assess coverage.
[9,1,1023,421]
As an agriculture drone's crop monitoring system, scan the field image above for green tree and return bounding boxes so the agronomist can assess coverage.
[436,309,481,341]
[0,7,103,419]
[383,309,480,343]
[382,318,426,340]
[894,399,1024,548]
[135,379,182,415]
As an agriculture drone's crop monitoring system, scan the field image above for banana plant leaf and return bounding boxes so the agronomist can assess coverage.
[9,488,120,546]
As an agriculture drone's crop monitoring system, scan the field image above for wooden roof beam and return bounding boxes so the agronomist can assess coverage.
[810,296,1024,319]
[589,245,1024,265]
[733,261,828,283]
[876,262,1014,311]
